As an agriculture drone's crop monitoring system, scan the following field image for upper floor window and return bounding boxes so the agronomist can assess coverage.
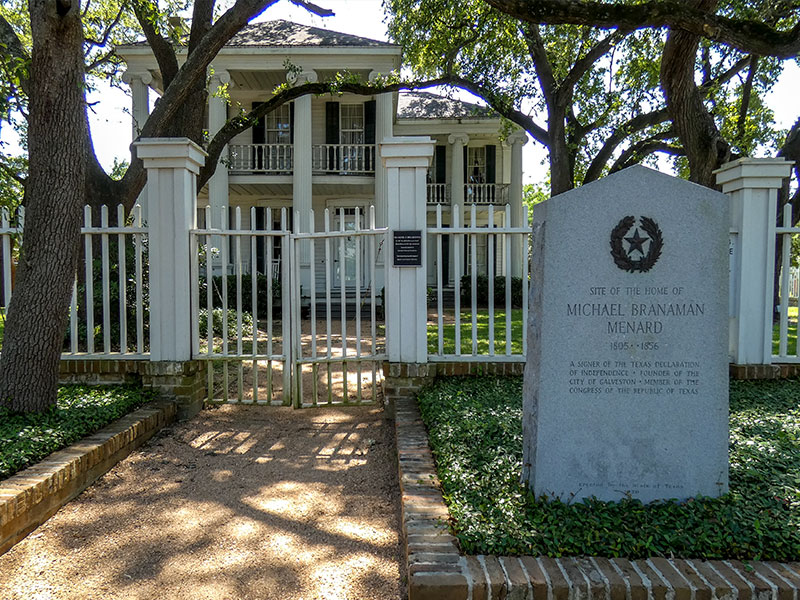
[340,104,364,145]
[467,147,486,184]
[265,104,291,144]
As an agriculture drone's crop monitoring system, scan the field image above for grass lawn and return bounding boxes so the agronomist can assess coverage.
[0,385,156,480]
[773,306,799,355]
[427,309,524,355]
[418,376,800,560]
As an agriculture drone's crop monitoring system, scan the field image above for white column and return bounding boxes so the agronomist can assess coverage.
[448,134,468,285]
[715,158,794,365]
[382,136,434,364]
[207,69,231,233]
[507,131,528,277]
[135,138,206,362]
[122,71,152,219]
[290,70,317,289]
[370,71,394,229]
[122,71,152,141]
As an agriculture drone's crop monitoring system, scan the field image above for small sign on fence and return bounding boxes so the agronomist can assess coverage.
[392,230,422,267]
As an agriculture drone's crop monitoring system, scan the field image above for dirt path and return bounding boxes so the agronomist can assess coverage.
[0,405,405,600]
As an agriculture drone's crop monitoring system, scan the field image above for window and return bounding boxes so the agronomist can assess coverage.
[340,104,364,145]
[467,147,486,184]
[265,104,291,144]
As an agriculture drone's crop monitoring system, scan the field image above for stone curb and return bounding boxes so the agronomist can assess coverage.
[395,395,800,600]
[0,399,177,556]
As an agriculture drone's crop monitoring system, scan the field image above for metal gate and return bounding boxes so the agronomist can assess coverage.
[190,205,386,407]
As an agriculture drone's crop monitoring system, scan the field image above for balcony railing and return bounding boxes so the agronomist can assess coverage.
[228,144,293,173]
[427,183,450,204]
[426,183,510,204]
[312,144,376,175]
[465,183,509,204]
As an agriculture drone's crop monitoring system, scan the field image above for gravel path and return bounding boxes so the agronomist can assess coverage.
[0,405,405,600]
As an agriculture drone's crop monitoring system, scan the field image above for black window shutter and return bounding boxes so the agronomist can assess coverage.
[252,102,265,144]
[435,145,446,183]
[364,100,376,144]
[325,102,340,144]
[486,145,496,184]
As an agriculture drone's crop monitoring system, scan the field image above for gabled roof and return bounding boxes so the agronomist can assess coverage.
[226,19,396,48]
[397,92,496,120]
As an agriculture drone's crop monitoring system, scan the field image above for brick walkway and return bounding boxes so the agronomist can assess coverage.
[394,396,800,600]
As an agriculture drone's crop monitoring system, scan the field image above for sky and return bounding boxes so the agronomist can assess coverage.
[5,0,800,185]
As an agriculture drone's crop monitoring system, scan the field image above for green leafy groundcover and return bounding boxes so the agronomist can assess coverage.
[417,376,800,561]
[0,386,156,480]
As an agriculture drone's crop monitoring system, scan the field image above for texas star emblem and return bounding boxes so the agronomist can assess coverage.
[609,216,663,273]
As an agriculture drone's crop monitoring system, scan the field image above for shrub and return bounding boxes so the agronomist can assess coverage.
[198,308,254,338]
[460,275,524,308]
[199,273,282,317]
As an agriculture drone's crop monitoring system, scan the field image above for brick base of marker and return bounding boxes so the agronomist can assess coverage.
[394,395,800,600]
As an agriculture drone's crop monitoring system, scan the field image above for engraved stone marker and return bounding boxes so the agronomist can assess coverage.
[523,166,729,503]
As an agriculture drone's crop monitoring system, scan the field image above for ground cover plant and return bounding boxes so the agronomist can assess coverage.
[0,386,156,480]
[417,376,800,560]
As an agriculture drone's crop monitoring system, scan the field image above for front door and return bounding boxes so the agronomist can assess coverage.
[332,206,366,289]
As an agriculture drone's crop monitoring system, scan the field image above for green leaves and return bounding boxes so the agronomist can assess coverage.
[0,385,156,480]
[418,376,800,560]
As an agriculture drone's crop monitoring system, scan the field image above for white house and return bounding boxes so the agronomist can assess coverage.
[117,20,527,291]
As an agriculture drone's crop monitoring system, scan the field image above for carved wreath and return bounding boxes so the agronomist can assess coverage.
[609,216,663,273]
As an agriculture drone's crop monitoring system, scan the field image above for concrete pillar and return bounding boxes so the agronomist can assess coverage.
[122,70,152,141]
[382,137,434,363]
[122,71,152,219]
[207,69,231,232]
[715,158,794,365]
[134,138,206,362]
[507,131,528,277]
[370,71,394,229]
[290,70,317,290]
[448,134,468,284]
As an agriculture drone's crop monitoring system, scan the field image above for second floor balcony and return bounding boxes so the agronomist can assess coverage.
[427,183,510,205]
[228,143,376,176]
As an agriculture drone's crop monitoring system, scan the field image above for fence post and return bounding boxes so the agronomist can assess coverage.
[715,158,794,366]
[135,137,208,418]
[381,137,434,366]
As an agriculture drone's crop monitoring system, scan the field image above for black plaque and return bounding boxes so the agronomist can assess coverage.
[393,230,423,267]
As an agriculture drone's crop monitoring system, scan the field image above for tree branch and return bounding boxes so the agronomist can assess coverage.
[735,54,759,150]
[289,0,334,17]
[583,109,671,183]
[611,133,684,172]
[0,13,30,94]
[130,0,180,88]
[561,28,628,93]
[199,76,547,187]
[84,4,124,49]
[482,0,800,58]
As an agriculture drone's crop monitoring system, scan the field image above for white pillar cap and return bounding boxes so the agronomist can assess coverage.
[380,136,434,168]
[447,133,469,146]
[714,158,794,193]
[135,138,207,174]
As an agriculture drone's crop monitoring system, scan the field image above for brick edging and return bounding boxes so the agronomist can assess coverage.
[395,395,800,600]
[0,399,177,556]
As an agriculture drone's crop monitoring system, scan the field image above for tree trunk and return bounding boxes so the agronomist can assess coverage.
[660,0,728,188]
[0,0,86,412]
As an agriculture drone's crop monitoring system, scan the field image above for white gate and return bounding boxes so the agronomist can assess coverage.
[190,205,386,407]
[289,206,386,406]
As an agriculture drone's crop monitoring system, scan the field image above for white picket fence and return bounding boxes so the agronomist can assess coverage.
[0,204,149,359]
[427,204,530,361]
[773,204,800,362]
